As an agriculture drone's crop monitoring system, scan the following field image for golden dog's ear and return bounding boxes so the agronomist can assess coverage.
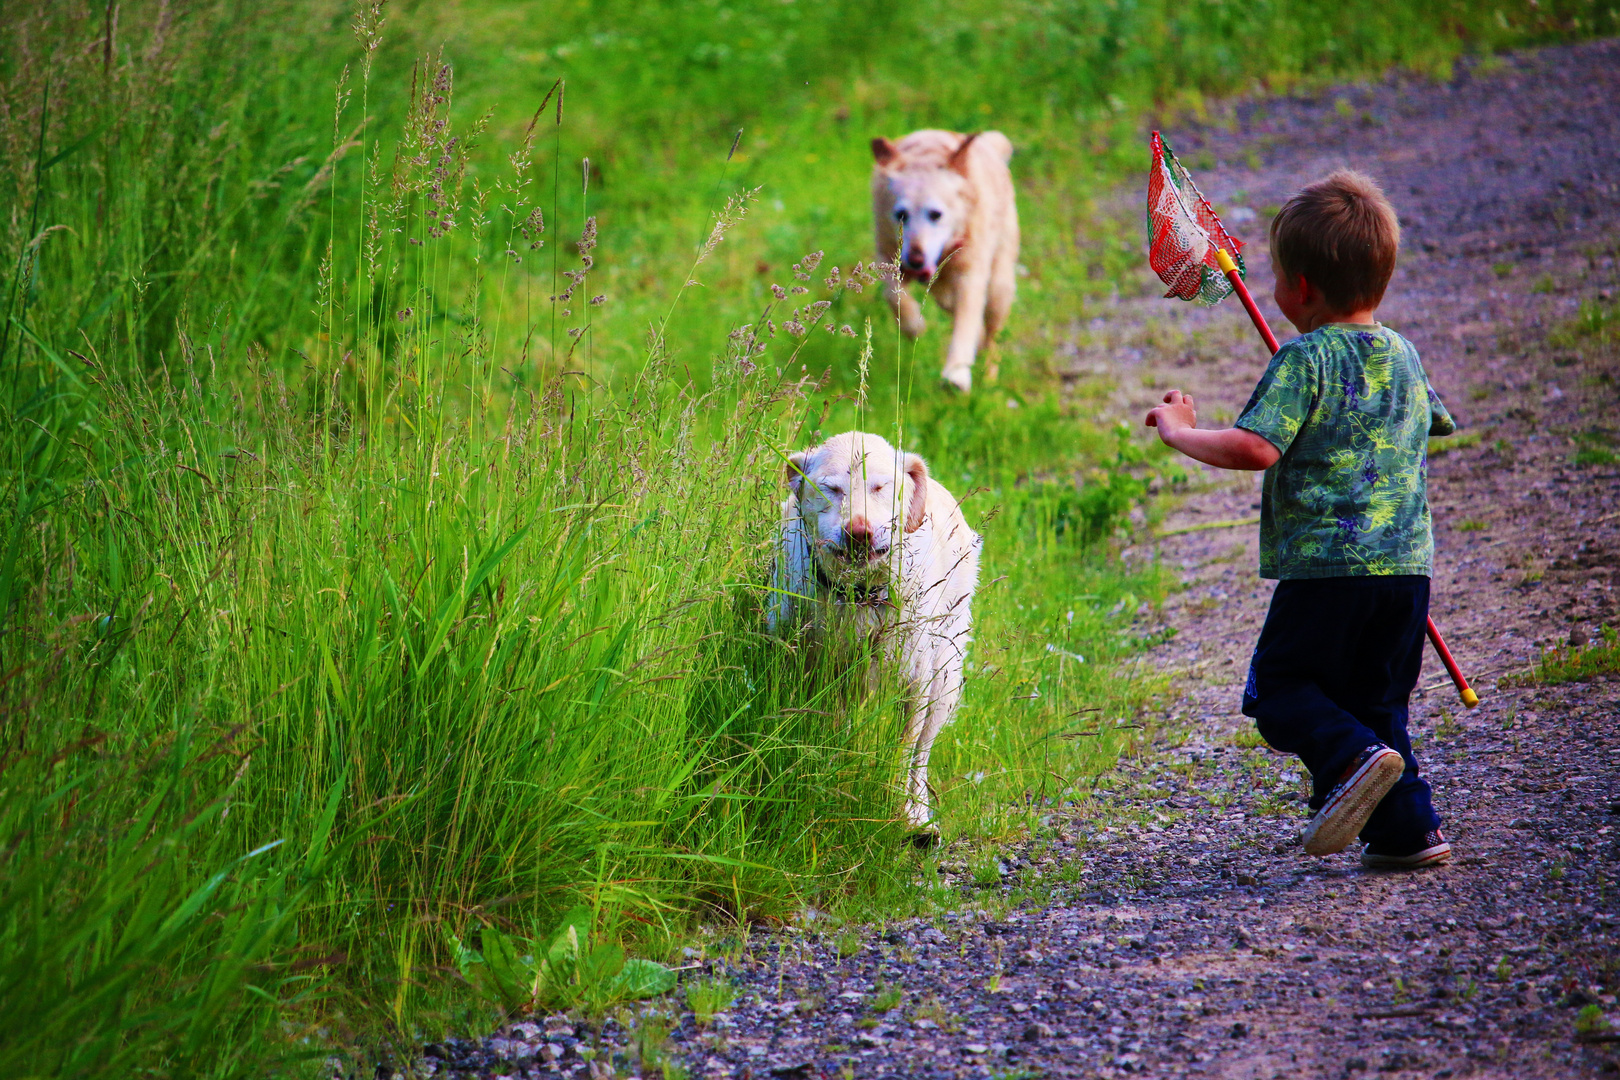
[947,132,980,177]
[785,451,810,497]
[871,137,899,166]
[903,453,929,533]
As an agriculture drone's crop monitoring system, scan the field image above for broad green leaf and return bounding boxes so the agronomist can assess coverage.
[443,931,485,979]
[612,958,676,1000]
[480,926,538,1013]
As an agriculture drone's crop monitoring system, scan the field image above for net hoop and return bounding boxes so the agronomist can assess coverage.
[1146,131,1246,307]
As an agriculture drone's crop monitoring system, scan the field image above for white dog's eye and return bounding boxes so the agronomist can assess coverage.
[824,483,843,497]
[871,482,886,493]
[894,209,908,223]
[927,208,943,223]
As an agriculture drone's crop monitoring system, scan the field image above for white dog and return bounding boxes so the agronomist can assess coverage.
[767,431,981,835]
[871,129,1020,393]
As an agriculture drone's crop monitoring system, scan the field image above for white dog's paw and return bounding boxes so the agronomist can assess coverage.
[901,314,927,339]
[940,365,972,393]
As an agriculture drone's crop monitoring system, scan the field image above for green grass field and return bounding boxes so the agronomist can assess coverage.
[3,0,1614,1074]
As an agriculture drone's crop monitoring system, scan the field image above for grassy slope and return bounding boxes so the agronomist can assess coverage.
[1,0,1614,1072]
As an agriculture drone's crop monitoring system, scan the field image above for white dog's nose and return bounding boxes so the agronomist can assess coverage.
[843,517,874,552]
[841,519,890,559]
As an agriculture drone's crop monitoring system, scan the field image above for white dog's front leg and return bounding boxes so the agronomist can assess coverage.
[939,268,990,392]
[767,510,812,634]
[905,752,935,830]
[902,665,963,832]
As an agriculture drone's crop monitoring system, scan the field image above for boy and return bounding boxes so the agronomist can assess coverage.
[1144,170,1456,869]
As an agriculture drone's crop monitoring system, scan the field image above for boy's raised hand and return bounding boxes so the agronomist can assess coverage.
[1145,388,1197,433]
[1143,388,1280,471]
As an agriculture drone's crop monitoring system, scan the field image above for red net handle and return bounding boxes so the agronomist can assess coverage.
[1214,248,1281,354]
[1425,616,1480,708]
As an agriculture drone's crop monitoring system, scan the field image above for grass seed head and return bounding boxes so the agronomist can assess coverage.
[520,205,545,248]
[352,0,386,77]
[793,250,824,281]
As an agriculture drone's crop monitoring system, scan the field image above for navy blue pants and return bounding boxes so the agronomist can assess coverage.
[1241,575,1441,845]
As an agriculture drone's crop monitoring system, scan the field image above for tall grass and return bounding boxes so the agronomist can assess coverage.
[2,0,1614,1072]
[0,724,371,1080]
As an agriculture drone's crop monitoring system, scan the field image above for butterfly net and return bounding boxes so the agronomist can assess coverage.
[1146,130,1245,306]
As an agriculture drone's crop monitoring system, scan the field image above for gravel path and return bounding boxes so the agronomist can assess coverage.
[413,38,1620,1080]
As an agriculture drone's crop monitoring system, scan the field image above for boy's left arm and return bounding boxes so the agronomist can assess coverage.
[1145,391,1280,471]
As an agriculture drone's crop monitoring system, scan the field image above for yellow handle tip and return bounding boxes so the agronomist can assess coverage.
[1461,688,1479,709]
[1215,248,1238,274]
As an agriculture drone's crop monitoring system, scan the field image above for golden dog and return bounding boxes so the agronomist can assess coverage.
[871,129,1020,393]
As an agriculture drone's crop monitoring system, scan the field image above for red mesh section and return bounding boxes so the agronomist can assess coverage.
[1146,131,1245,306]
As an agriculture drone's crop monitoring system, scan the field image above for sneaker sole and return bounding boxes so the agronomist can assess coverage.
[1362,842,1452,870]
[1301,748,1405,857]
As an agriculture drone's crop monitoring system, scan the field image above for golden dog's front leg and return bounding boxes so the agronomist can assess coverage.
[885,276,927,339]
[982,340,1001,386]
[983,233,1018,386]
[939,267,990,393]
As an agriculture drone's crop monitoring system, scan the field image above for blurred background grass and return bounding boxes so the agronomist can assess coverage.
[2,0,1614,1074]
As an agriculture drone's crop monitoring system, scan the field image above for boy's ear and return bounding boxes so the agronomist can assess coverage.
[903,453,929,533]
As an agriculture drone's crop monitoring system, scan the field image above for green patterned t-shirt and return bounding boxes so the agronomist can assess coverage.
[1235,323,1456,580]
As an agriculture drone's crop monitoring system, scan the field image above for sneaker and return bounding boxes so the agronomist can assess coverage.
[1362,829,1452,869]
[1300,745,1406,857]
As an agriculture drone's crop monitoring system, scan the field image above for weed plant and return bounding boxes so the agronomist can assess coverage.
[2,0,1613,1075]
[685,979,738,1027]
[1504,626,1620,687]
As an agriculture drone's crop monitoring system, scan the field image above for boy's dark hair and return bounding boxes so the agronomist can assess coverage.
[1268,170,1400,312]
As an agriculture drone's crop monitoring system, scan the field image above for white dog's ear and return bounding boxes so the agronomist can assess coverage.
[871,137,899,166]
[785,451,810,497]
[947,132,980,177]
[903,453,929,533]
